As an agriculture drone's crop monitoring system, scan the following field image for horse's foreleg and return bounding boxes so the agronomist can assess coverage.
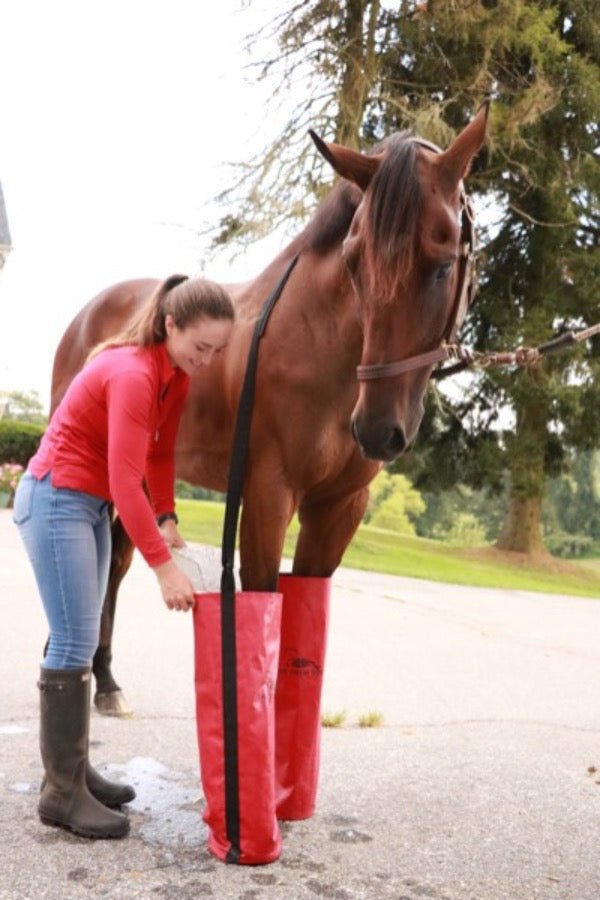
[293,486,370,576]
[238,475,296,591]
[274,488,369,820]
[92,517,135,717]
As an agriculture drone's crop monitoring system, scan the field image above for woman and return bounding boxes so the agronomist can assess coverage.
[13,274,234,839]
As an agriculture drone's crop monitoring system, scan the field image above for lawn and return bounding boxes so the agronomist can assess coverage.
[176,498,600,599]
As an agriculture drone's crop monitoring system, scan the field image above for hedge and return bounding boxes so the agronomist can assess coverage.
[0,419,45,466]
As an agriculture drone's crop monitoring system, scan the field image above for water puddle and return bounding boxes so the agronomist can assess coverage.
[10,781,37,794]
[101,756,207,848]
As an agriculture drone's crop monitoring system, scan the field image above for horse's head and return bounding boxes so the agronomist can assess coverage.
[311,103,489,462]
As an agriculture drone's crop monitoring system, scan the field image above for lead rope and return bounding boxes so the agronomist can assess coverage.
[431,322,600,382]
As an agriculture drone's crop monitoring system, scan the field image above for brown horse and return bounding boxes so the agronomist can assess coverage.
[50,103,489,714]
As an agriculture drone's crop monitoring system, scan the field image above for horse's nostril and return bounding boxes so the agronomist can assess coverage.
[388,427,406,456]
[352,420,407,462]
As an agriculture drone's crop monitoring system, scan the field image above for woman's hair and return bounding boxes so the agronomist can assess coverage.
[89,275,234,359]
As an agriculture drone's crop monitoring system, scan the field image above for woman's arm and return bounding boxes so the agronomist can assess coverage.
[106,369,194,610]
[146,377,189,523]
[106,369,170,567]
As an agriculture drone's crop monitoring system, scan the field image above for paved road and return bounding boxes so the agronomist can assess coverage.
[1,508,599,900]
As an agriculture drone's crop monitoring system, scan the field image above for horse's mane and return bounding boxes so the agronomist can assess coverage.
[304,132,422,302]
[303,181,361,255]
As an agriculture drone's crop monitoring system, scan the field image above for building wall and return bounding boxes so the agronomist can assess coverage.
[0,181,12,269]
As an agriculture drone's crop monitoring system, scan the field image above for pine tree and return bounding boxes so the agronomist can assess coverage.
[376,0,600,553]
[218,1,600,553]
[212,1,383,248]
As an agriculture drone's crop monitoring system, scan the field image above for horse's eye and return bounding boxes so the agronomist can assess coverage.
[436,262,453,281]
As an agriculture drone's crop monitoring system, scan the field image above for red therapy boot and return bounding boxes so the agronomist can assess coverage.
[275,575,331,820]
[193,588,283,864]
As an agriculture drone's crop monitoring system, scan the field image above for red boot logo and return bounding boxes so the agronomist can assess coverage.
[280,647,323,677]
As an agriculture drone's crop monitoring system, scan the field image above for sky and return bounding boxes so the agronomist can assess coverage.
[0,0,286,408]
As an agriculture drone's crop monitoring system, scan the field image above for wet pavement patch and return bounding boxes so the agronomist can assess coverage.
[100,756,206,848]
[306,880,351,899]
[250,872,278,885]
[330,827,373,843]
[280,853,326,872]
[0,724,28,735]
[67,868,89,882]
[9,781,37,794]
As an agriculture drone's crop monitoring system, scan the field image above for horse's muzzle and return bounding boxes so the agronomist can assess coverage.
[351,419,407,462]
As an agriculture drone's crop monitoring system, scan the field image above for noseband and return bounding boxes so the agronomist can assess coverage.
[356,138,477,382]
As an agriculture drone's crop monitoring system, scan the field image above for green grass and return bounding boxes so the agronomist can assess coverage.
[321,710,347,728]
[358,711,385,728]
[176,499,600,599]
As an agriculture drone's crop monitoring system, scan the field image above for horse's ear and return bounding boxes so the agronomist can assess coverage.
[436,100,490,191]
[309,130,382,192]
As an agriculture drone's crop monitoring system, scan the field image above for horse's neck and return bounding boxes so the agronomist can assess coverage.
[226,240,362,390]
[274,242,362,381]
[261,240,358,329]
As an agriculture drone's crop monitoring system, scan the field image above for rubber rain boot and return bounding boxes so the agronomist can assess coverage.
[41,763,136,809]
[85,764,135,808]
[275,575,331,820]
[38,666,129,838]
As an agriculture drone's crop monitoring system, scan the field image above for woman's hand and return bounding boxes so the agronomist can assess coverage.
[153,559,195,611]
[158,518,186,548]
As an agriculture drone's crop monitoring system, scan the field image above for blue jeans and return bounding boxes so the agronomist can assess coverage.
[13,471,111,670]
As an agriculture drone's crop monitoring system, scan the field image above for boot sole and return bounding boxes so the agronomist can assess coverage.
[39,813,129,839]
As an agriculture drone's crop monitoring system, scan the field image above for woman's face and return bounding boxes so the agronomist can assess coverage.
[164,314,233,375]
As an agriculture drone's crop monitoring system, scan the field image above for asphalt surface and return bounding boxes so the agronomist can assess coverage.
[1,508,600,900]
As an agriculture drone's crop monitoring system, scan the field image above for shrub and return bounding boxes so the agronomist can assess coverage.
[0,419,44,466]
[366,471,425,535]
[175,479,225,502]
[445,512,487,547]
[0,462,24,494]
[545,531,597,559]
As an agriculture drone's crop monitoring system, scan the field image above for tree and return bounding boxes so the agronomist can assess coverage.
[364,469,425,534]
[0,390,47,425]
[543,450,600,556]
[212,1,384,248]
[370,0,600,553]
[218,1,600,554]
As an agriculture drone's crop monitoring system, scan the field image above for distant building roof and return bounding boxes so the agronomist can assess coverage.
[0,181,12,268]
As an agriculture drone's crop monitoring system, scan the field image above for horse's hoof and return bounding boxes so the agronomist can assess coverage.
[94,690,134,718]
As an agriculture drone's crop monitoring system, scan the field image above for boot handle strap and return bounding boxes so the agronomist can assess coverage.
[38,681,67,693]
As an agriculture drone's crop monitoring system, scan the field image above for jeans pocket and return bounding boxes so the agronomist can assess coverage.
[12,472,35,526]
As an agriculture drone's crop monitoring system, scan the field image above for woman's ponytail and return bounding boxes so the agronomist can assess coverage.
[88,273,233,361]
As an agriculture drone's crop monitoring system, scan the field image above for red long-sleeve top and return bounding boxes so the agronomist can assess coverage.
[29,342,190,567]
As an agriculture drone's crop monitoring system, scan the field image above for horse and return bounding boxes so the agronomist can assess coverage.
[50,103,489,715]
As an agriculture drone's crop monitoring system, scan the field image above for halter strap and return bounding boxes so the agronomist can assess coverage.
[356,139,477,382]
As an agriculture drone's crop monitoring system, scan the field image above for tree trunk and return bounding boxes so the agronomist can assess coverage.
[335,0,380,147]
[495,375,549,555]
[496,493,546,555]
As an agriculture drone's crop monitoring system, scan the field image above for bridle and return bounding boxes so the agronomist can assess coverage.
[356,138,477,383]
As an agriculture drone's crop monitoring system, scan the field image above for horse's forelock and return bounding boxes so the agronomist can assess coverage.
[363,134,422,304]
[305,133,423,303]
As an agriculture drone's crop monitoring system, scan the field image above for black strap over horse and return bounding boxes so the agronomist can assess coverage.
[219,253,299,862]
